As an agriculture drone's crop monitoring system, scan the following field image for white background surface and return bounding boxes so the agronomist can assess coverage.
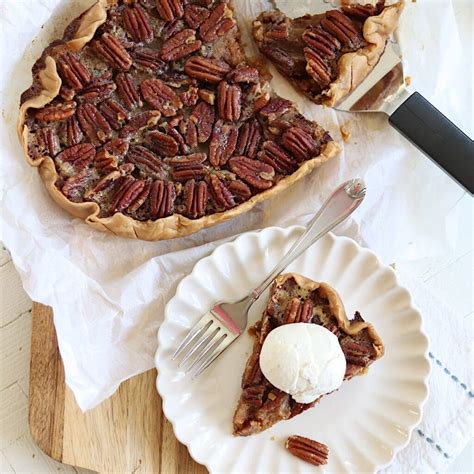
[1,1,473,473]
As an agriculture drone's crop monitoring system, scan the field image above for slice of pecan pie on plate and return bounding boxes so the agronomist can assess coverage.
[233,273,384,436]
[18,0,339,241]
[253,1,403,106]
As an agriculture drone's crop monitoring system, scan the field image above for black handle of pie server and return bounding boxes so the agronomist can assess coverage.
[389,92,474,194]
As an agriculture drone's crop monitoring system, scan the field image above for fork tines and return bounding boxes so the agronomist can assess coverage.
[172,310,237,378]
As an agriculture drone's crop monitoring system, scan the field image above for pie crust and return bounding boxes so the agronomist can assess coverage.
[18,0,340,241]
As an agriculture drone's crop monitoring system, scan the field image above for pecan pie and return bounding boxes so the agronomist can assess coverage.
[18,0,340,241]
[253,1,403,106]
[233,273,384,436]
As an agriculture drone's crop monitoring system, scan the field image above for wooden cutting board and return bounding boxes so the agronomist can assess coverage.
[29,302,207,474]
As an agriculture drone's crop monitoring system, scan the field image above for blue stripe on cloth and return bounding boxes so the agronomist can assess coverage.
[428,352,474,397]
[417,429,451,459]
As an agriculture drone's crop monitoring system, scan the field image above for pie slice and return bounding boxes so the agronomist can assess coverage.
[252,1,403,107]
[18,0,340,241]
[233,273,384,436]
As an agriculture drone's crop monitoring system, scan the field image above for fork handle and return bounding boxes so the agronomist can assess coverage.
[249,179,366,304]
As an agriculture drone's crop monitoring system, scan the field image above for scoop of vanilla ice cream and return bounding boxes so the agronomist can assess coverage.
[259,323,346,404]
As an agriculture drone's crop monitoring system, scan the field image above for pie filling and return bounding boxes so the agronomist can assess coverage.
[233,273,384,436]
[252,1,387,104]
[21,0,336,223]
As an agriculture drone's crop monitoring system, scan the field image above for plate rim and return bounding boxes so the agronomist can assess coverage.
[155,226,431,473]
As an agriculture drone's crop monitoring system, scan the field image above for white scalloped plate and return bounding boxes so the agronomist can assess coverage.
[155,227,430,473]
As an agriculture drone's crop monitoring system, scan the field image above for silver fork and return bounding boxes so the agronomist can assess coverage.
[172,178,367,378]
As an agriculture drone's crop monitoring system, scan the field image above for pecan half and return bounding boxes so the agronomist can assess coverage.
[111,177,146,212]
[190,101,215,143]
[123,5,153,44]
[183,4,210,29]
[281,127,319,162]
[227,66,260,84]
[92,33,132,71]
[78,79,116,103]
[208,174,235,210]
[217,81,241,121]
[258,141,297,174]
[183,179,208,218]
[155,0,184,22]
[35,101,76,122]
[57,143,96,168]
[119,110,161,138]
[140,78,183,116]
[56,52,91,91]
[172,165,208,182]
[209,120,238,166]
[169,153,208,181]
[76,103,112,146]
[304,48,332,89]
[259,98,293,119]
[228,179,251,203]
[236,119,262,158]
[160,29,202,62]
[260,45,306,78]
[126,145,165,175]
[99,99,129,130]
[127,180,152,213]
[340,338,372,366]
[146,130,178,157]
[131,47,167,73]
[36,127,60,157]
[283,298,313,324]
[229,156,274,190]
[265,23,289,41]
[320,11,363,49]
[116,73,142,110]
[303,26,341,61]
[184,56,231,84]
[200,2,235,43]
[61,115,83,147]
[286,436,329,466]
[242,385,265,408]
[149,180,176,218]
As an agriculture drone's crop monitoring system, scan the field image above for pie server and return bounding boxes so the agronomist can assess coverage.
[272,0,474,194]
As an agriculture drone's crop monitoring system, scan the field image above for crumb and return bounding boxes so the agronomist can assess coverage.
[412,0,416,3]
[405,76,412,87]
[340,122,352,142]
[389,262,397,270]
[270,436,277,441]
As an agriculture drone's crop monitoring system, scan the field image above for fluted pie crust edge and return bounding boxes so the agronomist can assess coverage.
[17,0,340,241]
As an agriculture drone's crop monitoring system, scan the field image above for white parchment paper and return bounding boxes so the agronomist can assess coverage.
[0,0,471,410]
